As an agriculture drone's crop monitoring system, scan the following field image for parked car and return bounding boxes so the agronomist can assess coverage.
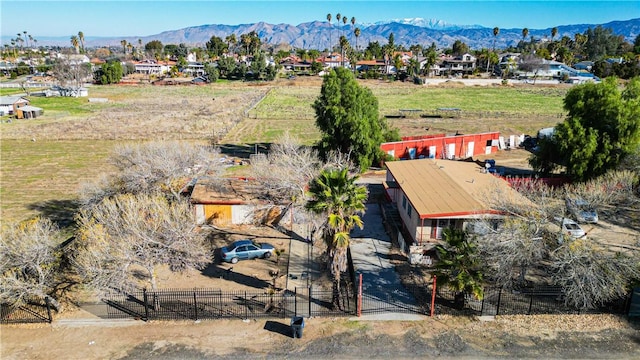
[555,217,586,243]
[566,197,598,223]
[220,239,275,264]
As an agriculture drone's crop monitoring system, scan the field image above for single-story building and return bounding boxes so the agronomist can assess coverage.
[384,158,529,247]
[380,132,500,160]
[190,176,286,226]
[0,95,43,118]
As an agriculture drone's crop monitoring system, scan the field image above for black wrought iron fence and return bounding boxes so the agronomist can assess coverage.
[101,287,354,321]
[1,298,53,324]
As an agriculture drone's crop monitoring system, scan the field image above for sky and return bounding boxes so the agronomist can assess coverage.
[1,0,639,38]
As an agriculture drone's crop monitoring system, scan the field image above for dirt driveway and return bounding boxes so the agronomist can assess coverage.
[2,314,639,359]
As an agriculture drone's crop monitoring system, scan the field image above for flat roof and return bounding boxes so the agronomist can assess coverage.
[385,159,525,219]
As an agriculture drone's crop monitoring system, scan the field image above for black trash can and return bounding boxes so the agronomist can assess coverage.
[290,316,305,338]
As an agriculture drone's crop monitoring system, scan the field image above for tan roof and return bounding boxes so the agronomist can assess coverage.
[386,159,522,219]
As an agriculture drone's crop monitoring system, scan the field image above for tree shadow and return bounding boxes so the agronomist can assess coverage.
[217,143,272,159]
[200,262,272,290]
[27,199,79,228]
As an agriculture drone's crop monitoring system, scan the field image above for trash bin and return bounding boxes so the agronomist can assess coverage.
[290,316,305,338]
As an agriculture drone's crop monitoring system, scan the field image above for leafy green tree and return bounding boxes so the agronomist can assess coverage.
[584,26,623,60]
[305,167,367,309]
[452,40,469,56]
[216,56,237,79]
[206,36,228,57]
[434,228,484,308]
[204,62,219,82]
[530,77,640,181]
[94,59,123,85]
[145,40,163,57]
[312,67,398,171]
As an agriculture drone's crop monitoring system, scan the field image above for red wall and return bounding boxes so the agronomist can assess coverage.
[381,132,500,160]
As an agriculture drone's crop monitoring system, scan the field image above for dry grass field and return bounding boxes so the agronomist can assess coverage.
[1,78,568,222]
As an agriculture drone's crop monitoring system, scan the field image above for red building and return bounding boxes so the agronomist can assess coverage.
[380,132,500,160]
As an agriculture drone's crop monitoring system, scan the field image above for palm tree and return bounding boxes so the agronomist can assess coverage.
[354,27,361,51]
[326,13,332,52]
[306,167,367,310]
[28,35,33,49]
[423,49,437,78]
[551,27,558,42]
[350,16,356,43]
[78,31,85,53]
[121,39,127,54]
[342,16,348,38]
[335,13,341,52]
[521,28,529,51]
[70,35,79,53]
[492,27,500,51]
[434,228,484,309]
[225,34,237,54]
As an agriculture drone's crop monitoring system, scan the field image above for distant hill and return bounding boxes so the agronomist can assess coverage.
[8,18,640,50]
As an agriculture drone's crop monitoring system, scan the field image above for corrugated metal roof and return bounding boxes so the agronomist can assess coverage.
[386,159,520,219]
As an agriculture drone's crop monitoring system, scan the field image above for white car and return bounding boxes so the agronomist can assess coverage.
[566,198,598,223]
[555,217,586,243]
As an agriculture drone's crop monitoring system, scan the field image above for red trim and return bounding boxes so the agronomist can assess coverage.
[191,200,244,205]
[420,209,502,219]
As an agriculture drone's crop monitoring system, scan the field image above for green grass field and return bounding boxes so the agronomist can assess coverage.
[1,80,569,221]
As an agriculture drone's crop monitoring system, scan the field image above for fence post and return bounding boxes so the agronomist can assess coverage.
[430,276,437,317]
[143,288,149,321]
[496,287,503,316]
[193,290,198,320]
[308,286,312,317]
[358,274,362,317]
[528,294,534,315]
[45,296,52,323]
[245,291,248,320]
[294,287,297,317]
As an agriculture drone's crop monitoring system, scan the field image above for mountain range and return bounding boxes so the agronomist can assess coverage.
[10,18,640,50]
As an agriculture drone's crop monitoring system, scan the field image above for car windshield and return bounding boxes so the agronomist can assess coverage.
[565,223,580,230]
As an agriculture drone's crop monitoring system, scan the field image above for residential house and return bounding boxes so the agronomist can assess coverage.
[0,95,43,118]
[134,59,176,75]
[440,53,477,76]
[190,176,285,226]
[384,158,528,248]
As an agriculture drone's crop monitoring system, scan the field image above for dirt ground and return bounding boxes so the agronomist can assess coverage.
[2,313,639,359]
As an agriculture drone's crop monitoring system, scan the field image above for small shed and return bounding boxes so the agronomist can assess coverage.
[16,105,43,119]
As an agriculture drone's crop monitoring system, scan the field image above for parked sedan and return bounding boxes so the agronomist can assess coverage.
[566,197,598,223]
[220,239,275,264]
[555,217,586,243]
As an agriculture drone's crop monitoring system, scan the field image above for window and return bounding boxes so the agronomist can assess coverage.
[402,195,407,209]
[407,205,412,217]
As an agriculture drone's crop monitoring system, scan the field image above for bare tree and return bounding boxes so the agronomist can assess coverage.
[564,170,637,208]
[51,56,92,96]
[551,239,640,309]
[249,132,322,205]
[475,178,562,287]
[79,141,220,208]
[74,194,210,293]
[0,218,63,311]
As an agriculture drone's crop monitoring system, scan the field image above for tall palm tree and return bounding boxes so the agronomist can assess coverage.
[521,27,529,51]
[121,39,127,54]
[225,34,237,54]
[354,27,361,52]
[342,15,348,39]
[551,27,558,42]
[306,167,367,310]
[335,13,341,53]
[28,35,33,49]
[326,13,332,52]
[78,31,85,53]
[350,16,356,44]
[492,27,500,51]
[70,35,79,53]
